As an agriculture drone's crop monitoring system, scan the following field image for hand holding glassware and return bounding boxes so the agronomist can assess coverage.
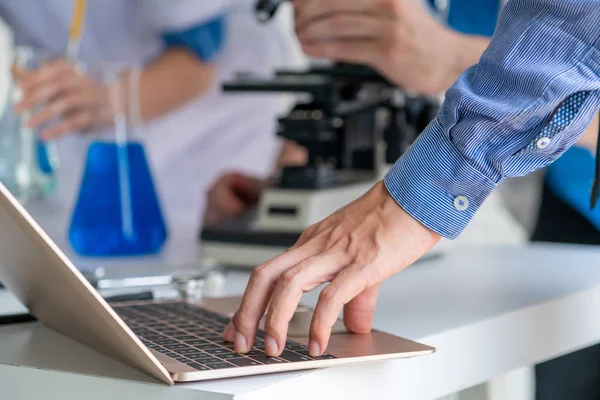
[14,59,112,140]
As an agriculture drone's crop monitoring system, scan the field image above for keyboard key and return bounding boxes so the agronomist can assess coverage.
[187,353,214,360]
[205,348,232,356]
[171,335,196,341]
[183,339,209,346]
[229,358,261,367]
[279,351,311,362]
[196,357,223,365]
[187,363,210,371]
[176,348,203,355]
[177,325,198,330]
[154,340,178,346]
[174,357,190,363]
[164,344,189,350]
[154,347,169,353]
[196,344,222,351]
[132,330,154,337]
[154,329,181,335]
[293,350,316,359]
[142,335,166,342]
[287,345,308,352]
[206,362,235,370]
[144,323,168,329]
[202,335,223,341]
[164,352,179,358]
[218,353,242,360]
[247,349,264,356]
[195,332,216,338]
[251,355,285,364]
[315,354,336,360]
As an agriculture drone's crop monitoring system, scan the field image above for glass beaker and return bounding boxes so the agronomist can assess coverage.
[0,47,59,203]
[68,66,167,257]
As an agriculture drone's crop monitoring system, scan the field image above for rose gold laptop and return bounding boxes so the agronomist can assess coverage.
[0,182,434,385]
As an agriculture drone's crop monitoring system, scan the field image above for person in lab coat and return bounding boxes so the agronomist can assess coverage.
[0,0,298,260]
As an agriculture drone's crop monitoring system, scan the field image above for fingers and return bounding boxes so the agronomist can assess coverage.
[262,252,348,356]
[343,284,380,334]
[296,14,391,43]
[309,266,371,356]
[225,241,323,353]
[295,0,394,28]
[29,92,90,128]
[39,111,94,140]
[302,39,387,68]
[204,173,260,227]
[16,72,85,113]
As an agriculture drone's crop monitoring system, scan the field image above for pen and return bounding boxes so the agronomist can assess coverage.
[66,0,87,61]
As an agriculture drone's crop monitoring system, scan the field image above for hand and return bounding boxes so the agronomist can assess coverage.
[294,0,471,94]
[223,181,440,357]
[14,59,111,140]
[204,172,266,227]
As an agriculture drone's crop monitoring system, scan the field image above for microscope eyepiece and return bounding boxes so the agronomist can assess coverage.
[255,0,284,23]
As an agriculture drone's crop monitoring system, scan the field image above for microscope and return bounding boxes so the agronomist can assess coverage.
[199,0,439,269]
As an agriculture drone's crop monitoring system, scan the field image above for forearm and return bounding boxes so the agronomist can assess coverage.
[442,32,490,91]
[133,48,216,122]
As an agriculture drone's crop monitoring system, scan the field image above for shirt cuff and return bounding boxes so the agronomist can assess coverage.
[384,119,498,239]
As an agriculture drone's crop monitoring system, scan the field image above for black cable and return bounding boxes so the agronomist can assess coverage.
[591,112,600,209]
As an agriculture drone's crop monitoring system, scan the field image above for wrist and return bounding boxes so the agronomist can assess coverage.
[375,180,442,246]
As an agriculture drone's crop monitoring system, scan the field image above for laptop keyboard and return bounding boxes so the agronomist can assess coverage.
[113,302,335,372]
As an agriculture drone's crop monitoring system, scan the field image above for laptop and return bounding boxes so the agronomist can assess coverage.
[0,182,434,385]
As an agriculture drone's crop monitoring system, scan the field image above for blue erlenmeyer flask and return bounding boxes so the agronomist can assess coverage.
[69,66,167,256]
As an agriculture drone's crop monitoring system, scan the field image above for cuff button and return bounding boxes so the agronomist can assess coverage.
[454,196,469,211]
[536,137,551,149]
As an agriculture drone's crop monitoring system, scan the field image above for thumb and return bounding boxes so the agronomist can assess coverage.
[343,285,380,334]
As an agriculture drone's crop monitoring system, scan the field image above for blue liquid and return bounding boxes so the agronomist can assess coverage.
[37,140,54,174]
[69,141,167,256]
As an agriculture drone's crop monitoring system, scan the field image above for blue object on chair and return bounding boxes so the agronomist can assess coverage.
[546,146,600,231]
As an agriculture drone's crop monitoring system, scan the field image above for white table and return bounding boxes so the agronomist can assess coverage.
[2,244,600,399]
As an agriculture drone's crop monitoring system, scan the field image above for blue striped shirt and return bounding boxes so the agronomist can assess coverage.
[384,0,600,239]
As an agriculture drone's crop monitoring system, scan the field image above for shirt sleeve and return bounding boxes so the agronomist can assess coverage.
[384,0,600,239]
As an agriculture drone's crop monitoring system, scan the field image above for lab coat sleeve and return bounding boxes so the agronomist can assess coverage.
[141,0,255,62]
[141,0,253,31]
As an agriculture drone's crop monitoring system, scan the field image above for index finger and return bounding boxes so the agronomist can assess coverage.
[295,0,393,28]
[224,241,321,353]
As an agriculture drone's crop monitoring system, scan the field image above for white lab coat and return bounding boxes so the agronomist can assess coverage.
[0,0,300,261]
